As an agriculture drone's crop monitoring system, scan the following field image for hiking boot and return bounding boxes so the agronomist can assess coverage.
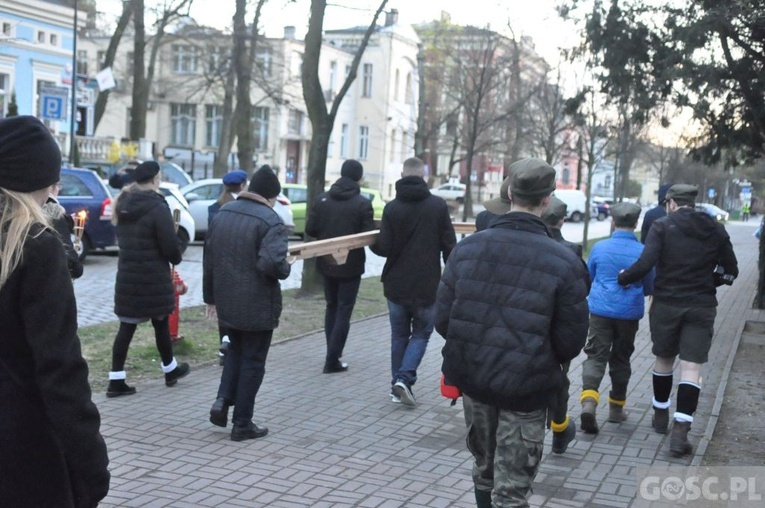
[231,422,269,442]
[393,380,416,407]
[552,420,576,454]
[652,408,669,434]
[106,379,136,398]
[608,401,628,423]
[669,420,693,457]
[209,397,230,428]
[580,397,599,434]
[165,362,190,387]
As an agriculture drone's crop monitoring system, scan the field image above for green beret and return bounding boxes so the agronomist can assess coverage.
[483,176,512,215]
[611,202,641,226]
[664,184,698,204]
[509,158,556,199]
[541,196,567,225]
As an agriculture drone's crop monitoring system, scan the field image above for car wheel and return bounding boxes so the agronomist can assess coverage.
[597,212,606,221]
[177,228,190,254]
[456,196,464,204]
[570,211,583,223]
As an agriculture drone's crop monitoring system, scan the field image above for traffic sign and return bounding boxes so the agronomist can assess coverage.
[39,85,69,121]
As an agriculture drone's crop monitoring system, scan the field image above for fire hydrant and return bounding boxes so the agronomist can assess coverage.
[169,269,188,342]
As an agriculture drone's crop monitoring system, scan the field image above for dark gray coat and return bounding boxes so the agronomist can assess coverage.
[437,212,590,411]
[203,192,291,331]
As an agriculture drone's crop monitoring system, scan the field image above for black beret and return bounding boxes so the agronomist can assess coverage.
[248,165,281,199]
[0,115,61,192]
[509,158,556,199]
[611,202,641,226]
[341,159,363,181]
[133,161,160,183]
[665,184,698,205]
[541,196,568,224]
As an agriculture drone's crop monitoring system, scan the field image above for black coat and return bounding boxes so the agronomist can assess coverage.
[371,176,456,307]
[619,207,738,306]
[437,212,590,411]
[0,225,110,507]
[640,205,666,244]
[305,176,375,278]
[114,189,182,318]
[203,192,291,331]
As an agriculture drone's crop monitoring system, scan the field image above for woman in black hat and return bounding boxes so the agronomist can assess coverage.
[107,160,190,396]
[0,116,110,507]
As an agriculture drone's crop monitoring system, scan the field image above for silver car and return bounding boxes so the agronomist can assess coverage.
[180,178,295,239]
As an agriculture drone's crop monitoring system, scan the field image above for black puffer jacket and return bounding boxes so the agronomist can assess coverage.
[1,225,110,507]
[203,192,291,331]
[619,207,738,306]
[305,176,375,278]
[114,189,182,318]
[437,212,590,411]
[371,176,456,307]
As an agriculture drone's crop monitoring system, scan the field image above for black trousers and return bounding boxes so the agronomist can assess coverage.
[323,275,361,366]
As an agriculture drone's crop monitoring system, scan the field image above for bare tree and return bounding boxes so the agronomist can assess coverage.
[94,0,134,129]
[524,69,573,167]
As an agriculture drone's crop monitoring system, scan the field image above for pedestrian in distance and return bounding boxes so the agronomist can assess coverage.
[207,169,249,365]
[106,160,189,397]
[579,203,654,435]
[540,195,590,454]
[0,115,110,507]
[43,181,84,279]
[372,156,456,407]
[641,184,672,243]
[204,165,291,442]
[437,158,590,507]
[305,159,375,374]
[742,202,751,222]
[475,175,511,231]
[618,184,738,456]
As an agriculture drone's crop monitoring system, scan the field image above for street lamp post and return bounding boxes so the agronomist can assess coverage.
[69,0,78,164]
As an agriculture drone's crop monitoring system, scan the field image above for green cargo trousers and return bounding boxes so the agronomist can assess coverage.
[581,314,640,400]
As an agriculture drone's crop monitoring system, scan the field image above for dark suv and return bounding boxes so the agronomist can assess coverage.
[58,167,117,260]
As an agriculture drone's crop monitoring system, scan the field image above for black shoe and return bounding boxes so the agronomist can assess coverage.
[106,379,137,398]
[165,362,190,387]
[323,361,349,374]
[219,341,230,355]
[231,422,269,442]
[209,398,230,428]
[552,421,576,454]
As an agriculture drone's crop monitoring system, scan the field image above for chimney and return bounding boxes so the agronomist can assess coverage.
[384,9,399,27]
[284,26,296,40]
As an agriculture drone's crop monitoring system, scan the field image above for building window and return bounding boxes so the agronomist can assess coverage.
[329,60,337,94]
[49,33,58,46]
[97,50,106,71]
[288,109,303,135]
[390,129,396,162]
[253,106,269,151]
[1,22,12,37]
[405,72,413,104]
[205,105,223,147]
[401,130,407,160]
[394,69,400,101]
[340,123,349,158]
[358,126,369,159]
[362,63,373,97]
[170,103,196,146]
[208,46,223,74]
[37,31,46,43]
[173,45,198,74]
[0,74,8,118]
[76,50,88,75]
[35,80,56,126]
[255,49,272,77]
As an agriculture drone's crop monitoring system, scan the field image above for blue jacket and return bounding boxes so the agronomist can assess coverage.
[588,231,654,320]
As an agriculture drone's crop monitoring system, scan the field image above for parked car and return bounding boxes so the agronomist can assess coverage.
[58,167,117,261]
[696,203,730,222]
[281,183,385,238]
[592,199,611,221]
[83,159,193,188]
[104,180,196,253]
[431,182,467,203]
[180,178,294,239]
[553,189,588,222]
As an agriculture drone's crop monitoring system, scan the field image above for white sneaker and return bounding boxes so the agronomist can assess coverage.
[393,380,416,407]
[390,392,401,404]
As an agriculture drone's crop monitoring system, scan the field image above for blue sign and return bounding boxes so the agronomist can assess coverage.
[39,86,69,121]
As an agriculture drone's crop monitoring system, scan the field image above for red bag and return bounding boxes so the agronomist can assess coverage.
[440,374,461,406]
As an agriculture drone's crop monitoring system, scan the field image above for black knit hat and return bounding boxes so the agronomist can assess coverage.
[248,165,281,198]
[0,115,61,192]
[133,161,160,183]
[341,159,363,182]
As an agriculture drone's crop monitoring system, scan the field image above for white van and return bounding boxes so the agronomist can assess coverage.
[553,189,587,222]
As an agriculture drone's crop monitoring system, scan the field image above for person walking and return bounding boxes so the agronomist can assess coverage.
[107,161,189,397]
[641,184,672,243]
[372,157,456,407]
[305,159,375,373]
[618,184,738,456]
[0,115,110,507]
[579,203,654,435]
[437,158,590,507]
[204,165,291,441]
[742,202,751,222]
[207,169,248,365]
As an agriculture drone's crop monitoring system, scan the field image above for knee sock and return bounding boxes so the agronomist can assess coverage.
[675,382,701,423]
[652,371,673,409]
[111,322,138,372]
[151,317,174,366]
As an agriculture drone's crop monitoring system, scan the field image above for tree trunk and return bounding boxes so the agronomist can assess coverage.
[214,67,236,176]
[233,0,253,172]
[94,0,133,129]
[129,0,147,141]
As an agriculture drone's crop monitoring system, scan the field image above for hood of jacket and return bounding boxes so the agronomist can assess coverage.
[328,176,361,201]
[117,189,165,222]
[395,175,431,202]
[670,207,719,241]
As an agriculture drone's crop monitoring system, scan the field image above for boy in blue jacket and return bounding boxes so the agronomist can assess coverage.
[580,202,654,434]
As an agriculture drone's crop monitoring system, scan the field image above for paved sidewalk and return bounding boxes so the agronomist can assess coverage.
[95,222,760,507]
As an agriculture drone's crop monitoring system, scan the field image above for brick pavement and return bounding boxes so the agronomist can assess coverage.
[92,221,759,507]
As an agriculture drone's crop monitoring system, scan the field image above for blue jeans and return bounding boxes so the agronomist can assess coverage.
[388,300,435,387]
